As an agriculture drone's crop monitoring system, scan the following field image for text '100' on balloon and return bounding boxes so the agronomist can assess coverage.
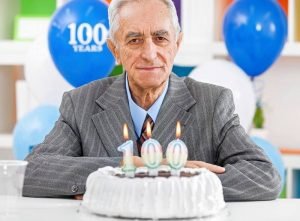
[48,0,115,87]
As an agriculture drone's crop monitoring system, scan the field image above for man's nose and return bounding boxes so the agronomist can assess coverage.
[141,39,157,61]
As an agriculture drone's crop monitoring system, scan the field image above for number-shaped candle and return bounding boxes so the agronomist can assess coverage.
[141,121,162,176]
[166,121,188,176]
[117,124,135,177]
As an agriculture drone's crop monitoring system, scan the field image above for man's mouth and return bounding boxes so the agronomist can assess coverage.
[136,66,162,70]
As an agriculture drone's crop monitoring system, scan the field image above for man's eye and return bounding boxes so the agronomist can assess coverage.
[156,36,167,42]
[128,39,142,44]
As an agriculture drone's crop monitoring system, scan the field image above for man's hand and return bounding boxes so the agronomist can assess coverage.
[120,156,145,167]
[120,157,225,174]
[184,161,225,174]
[161,159,225,174]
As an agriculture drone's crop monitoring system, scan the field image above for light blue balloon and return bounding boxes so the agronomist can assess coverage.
[252,136,285,189]
[13,106,60,160]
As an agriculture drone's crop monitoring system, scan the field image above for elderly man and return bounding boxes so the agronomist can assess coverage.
[23,0,281,201]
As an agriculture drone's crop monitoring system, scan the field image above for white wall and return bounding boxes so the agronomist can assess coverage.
[260,57,300,148]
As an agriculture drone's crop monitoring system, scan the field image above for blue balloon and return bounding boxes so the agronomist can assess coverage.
[13,106,60,160]
[172,65,195,77]
[252,136,285,189]
[48,0,115,87]
[223,0,287,77]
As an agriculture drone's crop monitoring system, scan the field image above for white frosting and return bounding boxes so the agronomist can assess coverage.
[83,166,225,219]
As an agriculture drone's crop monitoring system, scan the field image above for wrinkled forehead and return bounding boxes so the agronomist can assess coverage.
[116,0,175,38]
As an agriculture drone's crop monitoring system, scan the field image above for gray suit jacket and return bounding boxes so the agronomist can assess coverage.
[23,74,281,201]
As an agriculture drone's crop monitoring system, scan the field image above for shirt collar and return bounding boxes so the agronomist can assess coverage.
[125,73,169,137]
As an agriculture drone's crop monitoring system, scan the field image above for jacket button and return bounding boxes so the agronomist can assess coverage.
[71,185,79,193]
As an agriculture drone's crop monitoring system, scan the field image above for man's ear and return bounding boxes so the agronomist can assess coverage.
[107,39,120,64]
[176,32,183,51]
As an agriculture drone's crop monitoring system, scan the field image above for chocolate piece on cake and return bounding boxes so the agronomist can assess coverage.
[115,170,200,178]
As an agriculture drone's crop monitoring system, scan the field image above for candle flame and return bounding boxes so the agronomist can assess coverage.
[123,123,129,140]
[176,121,181,139]
[146,121,152,138]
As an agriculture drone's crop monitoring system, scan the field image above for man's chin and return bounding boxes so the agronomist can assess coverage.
[130,72,169,89]
[137,80,166,90]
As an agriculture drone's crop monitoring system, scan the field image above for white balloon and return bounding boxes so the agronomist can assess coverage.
[25,32,73,106]
[189,59,256,131]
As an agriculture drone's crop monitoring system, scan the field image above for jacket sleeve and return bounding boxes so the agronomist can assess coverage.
[213,89,281,201]
[23,92,121,198]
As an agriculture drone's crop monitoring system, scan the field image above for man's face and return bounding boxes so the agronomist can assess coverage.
[108,0,182,90]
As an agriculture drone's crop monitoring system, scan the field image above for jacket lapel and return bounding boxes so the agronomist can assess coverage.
[152,74,196,155]
[91,74,139,156]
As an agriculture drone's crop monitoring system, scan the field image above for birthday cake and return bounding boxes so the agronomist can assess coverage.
[82,165,225,219]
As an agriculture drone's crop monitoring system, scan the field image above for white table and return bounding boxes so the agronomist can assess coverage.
[0,197,299,221]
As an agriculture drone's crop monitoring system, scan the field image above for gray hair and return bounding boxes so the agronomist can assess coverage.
[108,0,181,44]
